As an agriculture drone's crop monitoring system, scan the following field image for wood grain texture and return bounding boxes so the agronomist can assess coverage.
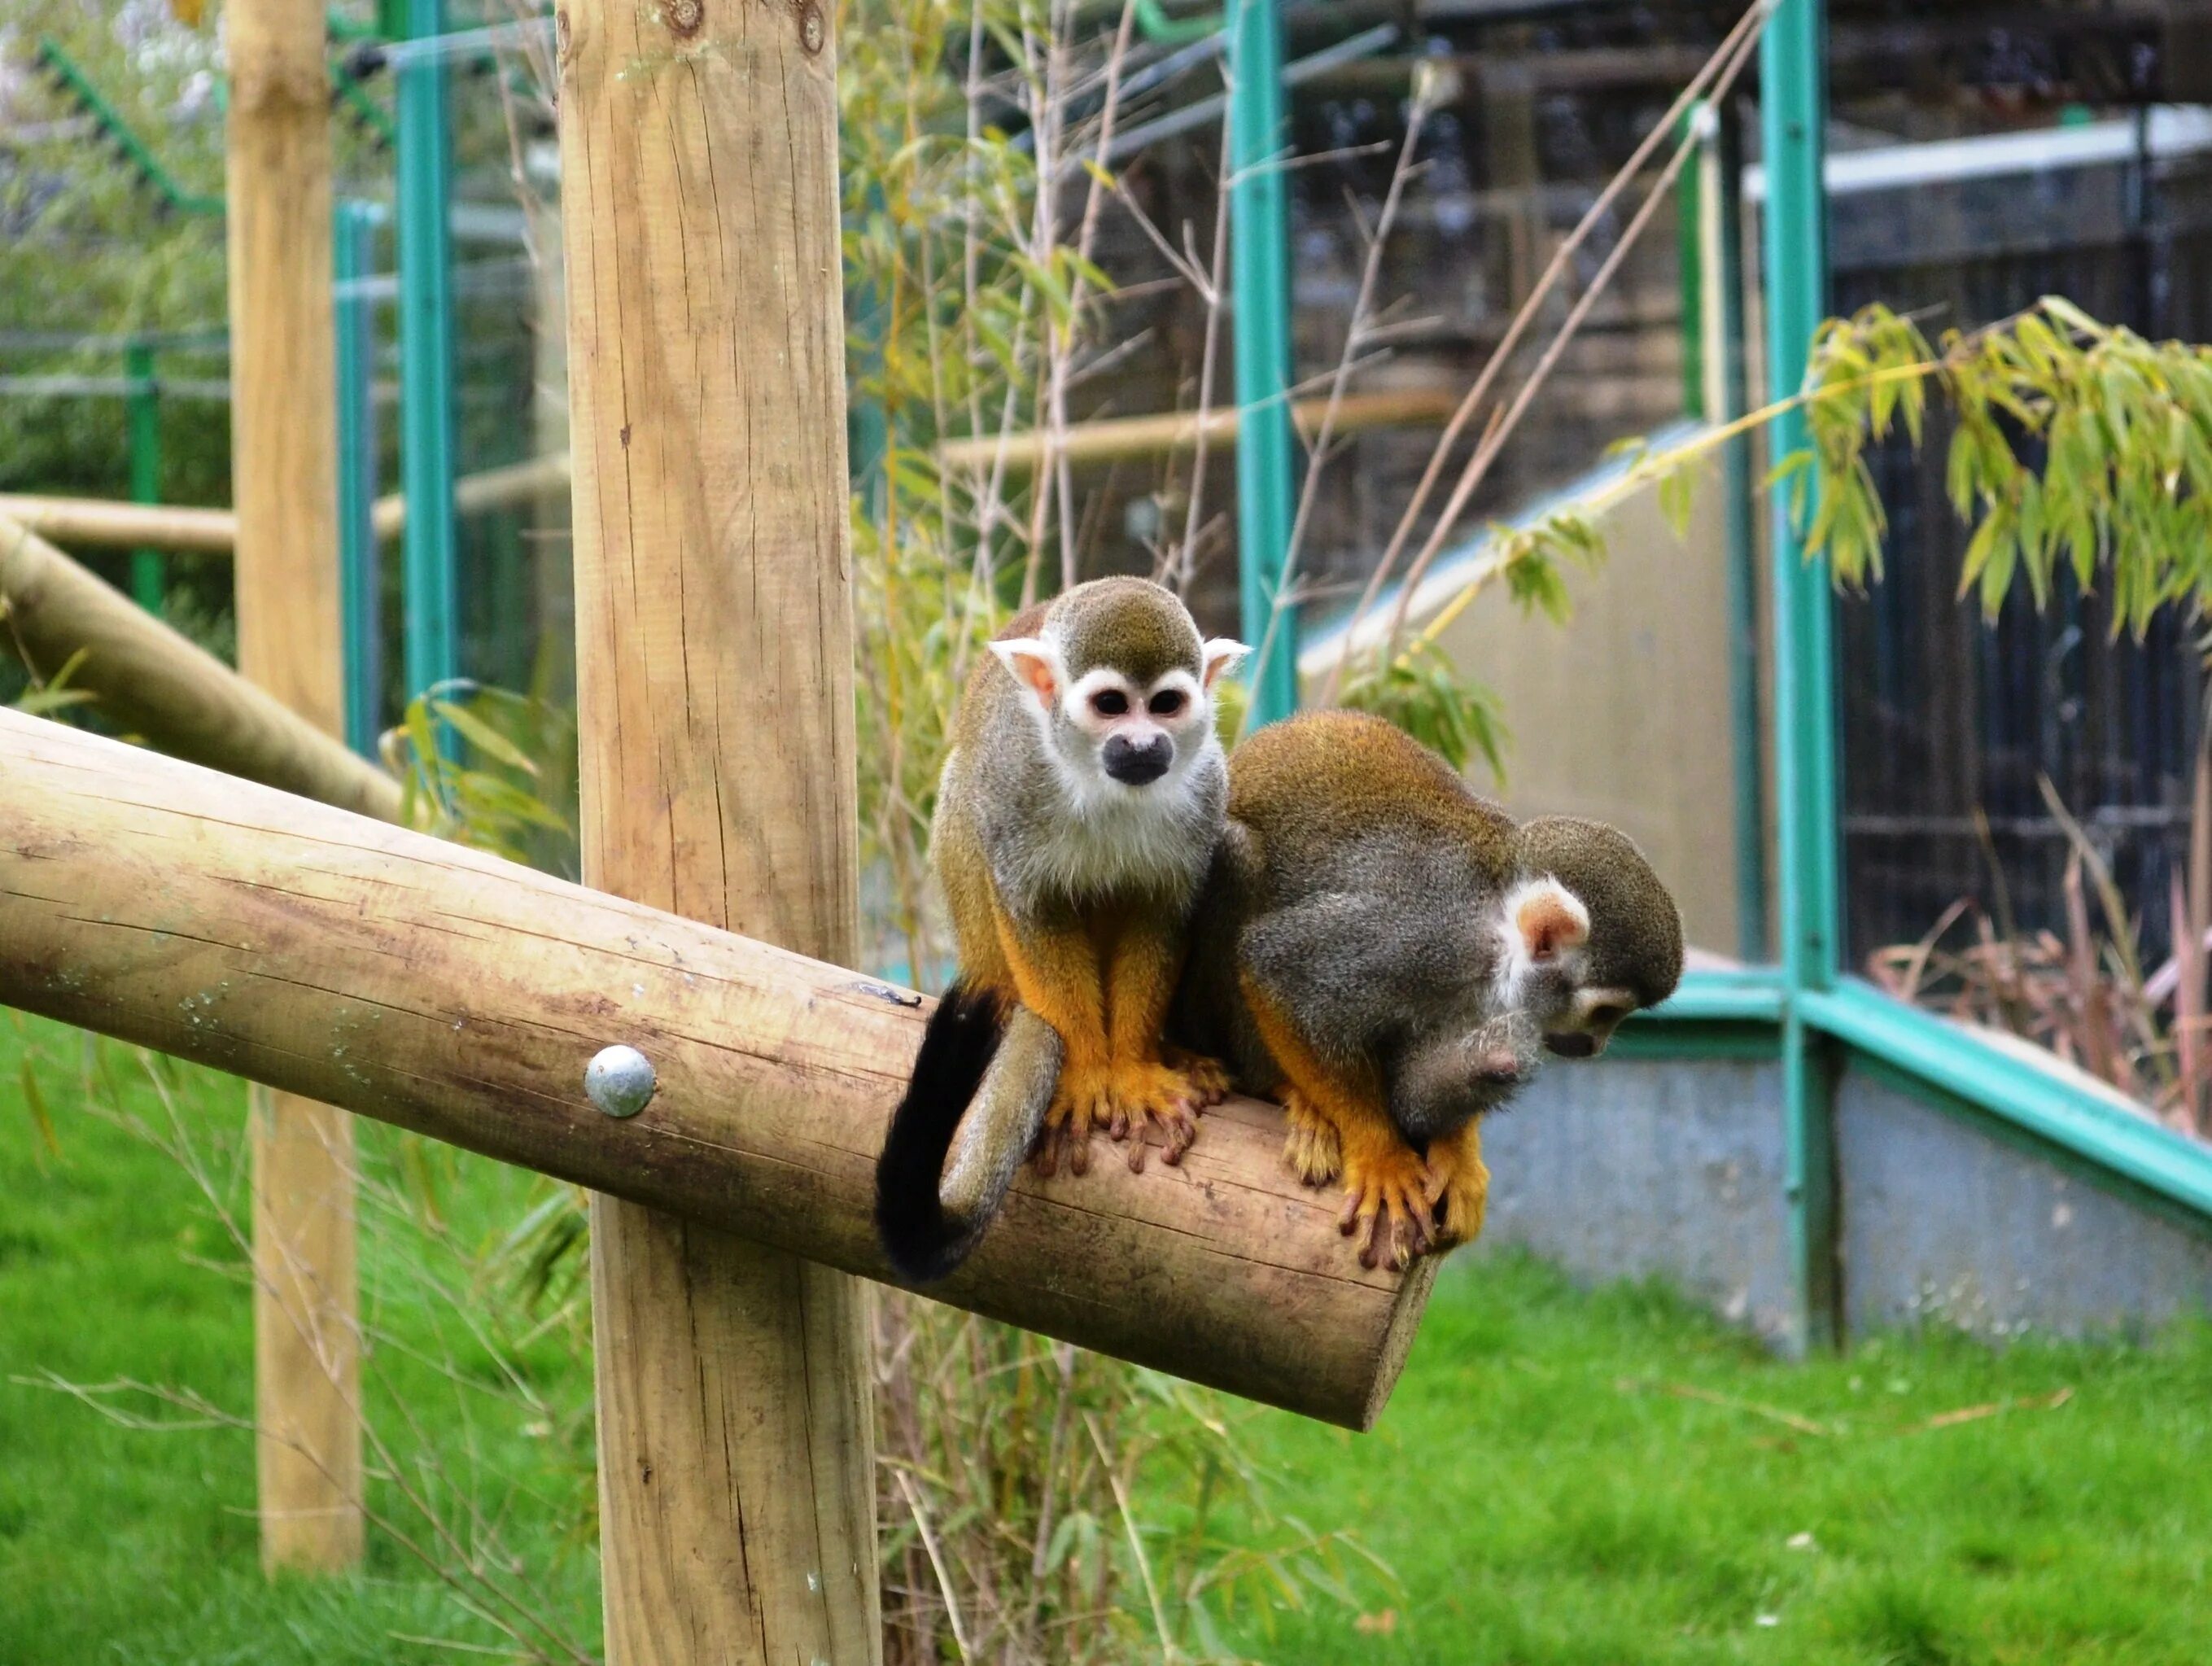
[553,0,876,1658]
[224,0,361,1575]
[0,707,1436,1432]
[0,514,400,823]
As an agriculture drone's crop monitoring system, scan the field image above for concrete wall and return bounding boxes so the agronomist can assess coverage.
[1477,1054,1795,1345]
[1474,1051,2212,1345]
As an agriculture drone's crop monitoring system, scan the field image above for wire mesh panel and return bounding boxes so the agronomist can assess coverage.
[1829,135,2212,970]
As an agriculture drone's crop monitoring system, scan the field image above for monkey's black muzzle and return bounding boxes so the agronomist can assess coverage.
[1102,733,1173,785]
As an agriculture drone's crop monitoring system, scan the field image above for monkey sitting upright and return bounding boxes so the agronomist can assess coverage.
[1171,710,1684,1270]
[874,578,1247,1282]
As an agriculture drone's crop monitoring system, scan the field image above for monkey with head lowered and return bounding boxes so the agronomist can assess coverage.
[874,578,1248,1282]
[1171,710,1684,1270]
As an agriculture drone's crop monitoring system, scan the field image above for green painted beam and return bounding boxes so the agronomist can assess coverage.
[334,202,383,759]
[397,0,459,706]
[1229,0,1298,725]
[1760,0,1840,1353]
[33,38,223,219]
[1803,981,2212,1227]
[124,339,164,614]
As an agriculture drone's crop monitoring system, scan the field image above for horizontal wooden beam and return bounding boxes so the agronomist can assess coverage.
[0,708,1433,1429]
[0,495,238,555]
[0,514,402,823]
[935,387,1455,473]
[0,453,574,558]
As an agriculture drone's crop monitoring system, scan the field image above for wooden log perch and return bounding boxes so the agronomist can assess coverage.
[0,707,1436,1430]
[0,513,402,824]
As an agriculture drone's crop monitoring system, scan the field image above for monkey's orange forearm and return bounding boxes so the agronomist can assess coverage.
[1105,917,1183,1065]
[991,901,1108,1071]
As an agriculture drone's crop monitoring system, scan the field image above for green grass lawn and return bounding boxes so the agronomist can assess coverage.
[4,1010,2210,1664]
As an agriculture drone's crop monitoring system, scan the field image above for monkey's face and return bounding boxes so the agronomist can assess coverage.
[991,613,1246,800]
[1060,663,1212,787]
[1498,877,1640,1058]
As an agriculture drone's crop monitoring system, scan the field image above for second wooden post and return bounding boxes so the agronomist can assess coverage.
[225,0,363,1573]
[556,1,879,1659]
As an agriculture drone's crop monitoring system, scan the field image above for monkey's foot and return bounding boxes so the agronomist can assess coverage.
[1279,1089,1343,1187]
[1422,1122,1490,1252]
[1033,1061,1114,1179]
[1161,1045,1234,1108]
[1335,1125,1434,1272]
[1101,1060,1204,1174]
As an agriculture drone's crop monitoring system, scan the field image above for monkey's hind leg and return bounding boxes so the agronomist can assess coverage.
[1423,1119,1490,1251]
[1246,982,1431,1270]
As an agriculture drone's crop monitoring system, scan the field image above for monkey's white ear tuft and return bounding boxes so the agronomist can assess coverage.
[1200,638,1251,690]
[1514,878,1590,963]
[989,637,1061,711]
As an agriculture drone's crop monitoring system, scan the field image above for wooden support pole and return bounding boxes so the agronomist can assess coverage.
[933,388,1458,472]
[224,0,361,1573]
[0,514,401,821]
[0,707,1433,1431]
[554,1,876,1659]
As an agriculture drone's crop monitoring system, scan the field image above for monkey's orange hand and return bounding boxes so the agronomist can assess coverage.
[1034,1060,1113,1178]
[1422,1120,1490,1252]
[1279,1087,1343,1187]
[1334,1117,1433,1271]
[1101,1060,1204,1173]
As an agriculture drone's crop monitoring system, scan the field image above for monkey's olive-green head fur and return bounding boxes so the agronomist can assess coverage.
[1515,816,1685,1012]
[1045,576,1209,686]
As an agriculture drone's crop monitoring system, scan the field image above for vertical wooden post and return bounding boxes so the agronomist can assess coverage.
[225,0,364,1572]
[555,2,879,1661]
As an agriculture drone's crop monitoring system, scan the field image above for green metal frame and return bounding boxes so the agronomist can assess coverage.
[125,339,164,614]
[1757,0,1843,1352]
[33,38,224,219]
[397,0,460,706]
[1229,0,1298,727]
[334,202,385,759]
[1636,2,2212,1317]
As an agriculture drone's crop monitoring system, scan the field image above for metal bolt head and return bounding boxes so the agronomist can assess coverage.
[586,1045,657,1118]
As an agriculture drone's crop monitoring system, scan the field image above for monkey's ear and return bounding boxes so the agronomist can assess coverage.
[1515,879,1590,963]
[1200,638,1250,690]
[989,637,1060,711]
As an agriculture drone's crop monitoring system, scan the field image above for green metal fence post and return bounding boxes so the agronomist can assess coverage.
[1715,103,1770,964]
[124,338,165,614]
[398,0,459,703]
[1229,0,1298,725]
[1761,0,1842,1351]
[334,201,383,758]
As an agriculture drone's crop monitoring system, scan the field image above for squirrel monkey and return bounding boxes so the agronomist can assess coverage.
[1172,711,1684,1270]
[874,577,1247,1281]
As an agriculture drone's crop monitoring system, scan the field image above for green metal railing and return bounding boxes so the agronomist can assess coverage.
[396,0,461,707]
[1229,0,1299,727]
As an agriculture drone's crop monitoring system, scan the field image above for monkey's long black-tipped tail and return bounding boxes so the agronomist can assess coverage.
[875,982,1008,1283]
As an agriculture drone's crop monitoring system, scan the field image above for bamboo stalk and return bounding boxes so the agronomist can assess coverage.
[933,387,1455,471]
[0,706,1435,1432]
[0,513,400,822]
[225,0,361,1576]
